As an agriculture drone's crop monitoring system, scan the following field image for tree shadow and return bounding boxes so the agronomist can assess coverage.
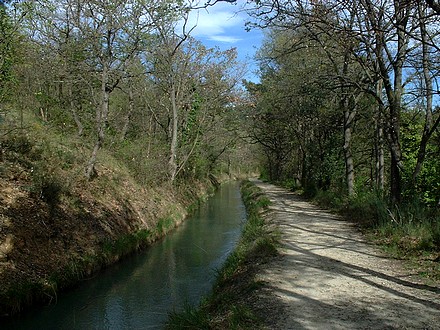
[252,180,439,328]
[283,241,440,296]
[257,282,437,329]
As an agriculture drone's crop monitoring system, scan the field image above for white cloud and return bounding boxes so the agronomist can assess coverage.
[185,3,244,43]
[177,1,263,82]
[208,35,242,43]
[191,11,241,34]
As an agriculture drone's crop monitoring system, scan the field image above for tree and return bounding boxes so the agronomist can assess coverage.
[0,2,17,107]
[426,0,440,14]
[144,1,242,183]
[6,0,254,186]
[22,0,164,179]
[246,0,440,204]
[246,2,370,195]
[245,27,346,192]
[410,1,440,184]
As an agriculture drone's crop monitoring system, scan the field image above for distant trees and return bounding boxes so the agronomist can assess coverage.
[21,0,164,178]
[149,29,241,182]
[246,0,440,205]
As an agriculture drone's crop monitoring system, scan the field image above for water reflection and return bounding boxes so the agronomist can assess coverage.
[3,182,246,329]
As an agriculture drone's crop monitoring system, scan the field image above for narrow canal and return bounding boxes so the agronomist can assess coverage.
[4,182,246,329]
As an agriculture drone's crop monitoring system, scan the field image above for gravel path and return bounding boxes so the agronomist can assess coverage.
[252,180,440,330]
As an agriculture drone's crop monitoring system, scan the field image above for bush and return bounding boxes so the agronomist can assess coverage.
[31,172,64,206]
[375,200,440,254]
[345,191,388,226]
[2,134,33,155]
[314,189,346,210]
[312,187,440,256]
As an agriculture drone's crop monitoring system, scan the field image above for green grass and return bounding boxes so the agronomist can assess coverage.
[166,180,279,329]
[1,269,68,316]
[102,229,154,262]
[155,217,171,235]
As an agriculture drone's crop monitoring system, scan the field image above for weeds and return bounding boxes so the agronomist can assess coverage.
[168,303,210,330]
[156,216,175,235]
[102,229,154,262]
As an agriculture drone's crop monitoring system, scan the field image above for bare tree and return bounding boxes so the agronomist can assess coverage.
[411,1,440,183]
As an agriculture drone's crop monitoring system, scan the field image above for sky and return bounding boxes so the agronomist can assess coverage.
[185,1,263,83]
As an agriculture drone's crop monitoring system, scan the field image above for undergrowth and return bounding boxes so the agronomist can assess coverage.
[166,180,278,329]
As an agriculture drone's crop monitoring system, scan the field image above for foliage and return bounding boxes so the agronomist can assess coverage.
[102,229,153,262]
[4,0,249,184]
[401,111,440,206]
[312,187,440,259]
[0,4,17,104]
[244,28,354,195]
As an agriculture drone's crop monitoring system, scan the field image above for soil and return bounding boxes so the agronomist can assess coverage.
[251,180,440,330]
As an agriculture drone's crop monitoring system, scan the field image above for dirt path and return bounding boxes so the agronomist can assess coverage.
[251,180,440,330]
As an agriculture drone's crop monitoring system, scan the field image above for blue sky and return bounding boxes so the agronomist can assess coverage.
[186,1,263,82]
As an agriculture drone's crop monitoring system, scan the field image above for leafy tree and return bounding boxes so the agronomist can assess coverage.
[246,0,440,205]
[4,0,253,186]
[0,2,17,106]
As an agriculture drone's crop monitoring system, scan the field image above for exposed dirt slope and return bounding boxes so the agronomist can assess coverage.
[252,180,440,329]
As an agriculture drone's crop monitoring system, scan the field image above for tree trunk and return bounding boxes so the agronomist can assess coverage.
[386,98,403,204]
[376,119,385,192]
[343,96,356,197]
[120,81,134,141]
[169,80,178,183]
[374,0,408,203]
[389,1,409,203]
[412,3,436,183]
[390,155,402,204]
[375,79,384,192]
[68,82,83,137]
[86,63,110,180]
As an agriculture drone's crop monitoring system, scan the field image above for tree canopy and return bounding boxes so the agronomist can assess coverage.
[245,0,440,205]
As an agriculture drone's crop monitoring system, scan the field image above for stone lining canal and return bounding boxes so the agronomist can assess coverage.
[4,182,246,329]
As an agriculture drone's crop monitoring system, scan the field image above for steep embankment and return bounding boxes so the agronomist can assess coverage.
[0,134,215,317]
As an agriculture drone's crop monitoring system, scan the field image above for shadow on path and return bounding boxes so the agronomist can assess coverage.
[251,180,440,330]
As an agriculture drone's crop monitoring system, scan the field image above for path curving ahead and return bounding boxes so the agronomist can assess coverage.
[251,180,440,330]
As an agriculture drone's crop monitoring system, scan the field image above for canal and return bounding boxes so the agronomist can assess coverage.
[3,182,246,329]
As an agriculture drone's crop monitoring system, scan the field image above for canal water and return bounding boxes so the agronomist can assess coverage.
[3,182,246,329]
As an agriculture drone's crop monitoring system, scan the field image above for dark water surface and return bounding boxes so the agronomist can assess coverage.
[3,182,246,329]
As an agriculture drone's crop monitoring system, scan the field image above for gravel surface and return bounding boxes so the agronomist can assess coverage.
[252,180,440,330]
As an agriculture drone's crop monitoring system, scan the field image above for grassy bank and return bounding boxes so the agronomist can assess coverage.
[0,182,210,317]
[0,125,216,316]
[166,180,279,329]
